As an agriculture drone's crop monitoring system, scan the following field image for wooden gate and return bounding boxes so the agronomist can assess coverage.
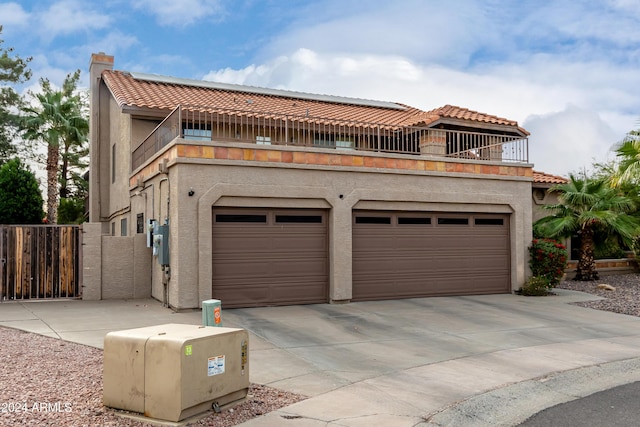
[0,225,82,301]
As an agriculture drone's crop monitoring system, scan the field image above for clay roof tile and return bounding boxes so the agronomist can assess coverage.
[102,70,527,135]
[533,170,569,184]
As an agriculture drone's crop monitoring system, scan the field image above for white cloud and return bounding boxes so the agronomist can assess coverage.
[76,31,139,63]
[261,0,494,67]
[35,0,111,39]
[22,54,72,89]
[201,45,639,176]
[125,53,190,74]
[524,106,619,176]
[0,2,29,26]
[14,31,138,91]
[131,0,225,27]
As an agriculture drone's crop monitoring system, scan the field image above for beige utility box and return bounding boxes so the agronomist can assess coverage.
[103,323,249,422]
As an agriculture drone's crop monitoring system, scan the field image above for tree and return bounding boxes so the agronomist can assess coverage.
[57,197,86,224]
[611,127,640,187]
[0,26,32,164]
[0,158,44,224]
[21,70,88,223]
[534,175,640,281]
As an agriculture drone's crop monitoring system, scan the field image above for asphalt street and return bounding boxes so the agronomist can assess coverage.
[519,381,640,427]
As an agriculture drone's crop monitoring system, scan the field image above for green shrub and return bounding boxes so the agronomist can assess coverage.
[520,276,551,296]
[58,197,85,224]
[528,239,568,287]
[0,158,44,224]
[593,233,627,259]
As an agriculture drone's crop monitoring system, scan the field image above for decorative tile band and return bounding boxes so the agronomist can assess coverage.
[131,144,532,187]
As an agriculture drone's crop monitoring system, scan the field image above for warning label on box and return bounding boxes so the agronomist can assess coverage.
[208,355,225,376]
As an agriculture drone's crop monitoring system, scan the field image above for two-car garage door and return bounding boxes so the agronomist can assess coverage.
[212,208,510,307]
[352,211,510,301]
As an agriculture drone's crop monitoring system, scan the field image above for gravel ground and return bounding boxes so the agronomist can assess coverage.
[556,273,640,317]
[0,328,305,427]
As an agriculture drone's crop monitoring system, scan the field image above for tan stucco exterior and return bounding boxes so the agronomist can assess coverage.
[85,53,534,310]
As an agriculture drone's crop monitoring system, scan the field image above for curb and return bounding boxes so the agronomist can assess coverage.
[420,357,640,427]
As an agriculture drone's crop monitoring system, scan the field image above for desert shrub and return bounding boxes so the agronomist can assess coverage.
[528,239,568,287]
[520,276,552,296]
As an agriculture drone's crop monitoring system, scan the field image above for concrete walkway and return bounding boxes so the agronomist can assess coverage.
[2,289,640,426]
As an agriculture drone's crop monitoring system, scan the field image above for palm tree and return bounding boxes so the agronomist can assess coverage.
[611,128,640,187]
[21,71,88,223]
[534,175,640,281]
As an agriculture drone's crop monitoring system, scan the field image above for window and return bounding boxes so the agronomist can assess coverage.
[121,218,128,236]
[398,217,431,225]
[136,213,144,234]
[475,218,504,226]
[111,144,116,183]
[183,128,211,140]
[313,134,355,150]
[437,217,469,225]
[355,216,391,224]
[256,136,271,145]
[314,134,333,148]
[276,215,323,223]
[111,222,115,236]
[183,122,212,140]
[336,137,355,151]
[215,214,267,223]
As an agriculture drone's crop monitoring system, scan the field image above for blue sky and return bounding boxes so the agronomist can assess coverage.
[2,0,639,176]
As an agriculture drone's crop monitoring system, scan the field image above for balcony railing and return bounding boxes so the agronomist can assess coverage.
[131,105,529,171]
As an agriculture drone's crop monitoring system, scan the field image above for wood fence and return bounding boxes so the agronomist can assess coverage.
[0,225,82,301]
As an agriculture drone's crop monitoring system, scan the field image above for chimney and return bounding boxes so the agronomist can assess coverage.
[88,53,114,223]
[90,52,113,79]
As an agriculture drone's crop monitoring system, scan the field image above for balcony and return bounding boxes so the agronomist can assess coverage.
[131,105,529,171]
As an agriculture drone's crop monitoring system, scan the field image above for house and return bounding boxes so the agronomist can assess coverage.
[531,170,572,252]
[531,170,568,223]
[84,53,534,310]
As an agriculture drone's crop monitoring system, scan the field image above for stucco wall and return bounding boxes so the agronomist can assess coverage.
[532,186,560,223]
[136,156,532,309]
[81,222,103,300]
[102,236,134,299]
[131,118,161,150]
[101,235,152,299]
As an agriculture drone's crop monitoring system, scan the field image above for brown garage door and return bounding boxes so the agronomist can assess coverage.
[212,208,328,308]
[352,211,510,301]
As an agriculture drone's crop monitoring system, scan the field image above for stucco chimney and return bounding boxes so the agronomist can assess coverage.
[88,53,113,224]
[89,52,114,77]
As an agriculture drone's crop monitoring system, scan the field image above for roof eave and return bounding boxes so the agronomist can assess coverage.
[427,117,529,137]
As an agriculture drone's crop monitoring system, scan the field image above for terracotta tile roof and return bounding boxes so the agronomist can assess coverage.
[427,105,517,126]
[533,170,569,184]
[102,70,527,134]
[425,105,530,136]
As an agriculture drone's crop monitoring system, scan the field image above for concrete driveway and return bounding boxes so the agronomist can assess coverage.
[2,289,640,426]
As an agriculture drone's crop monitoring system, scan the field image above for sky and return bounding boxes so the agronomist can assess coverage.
[1,0,639,177]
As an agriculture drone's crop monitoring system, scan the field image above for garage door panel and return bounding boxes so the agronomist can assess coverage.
[270,281,328,301]
[212,235,274,252]
[213,259,327,279]
[353,211,510,301]
[352,235,398,251]
[270,235,328,251]
[212,208,328,308]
